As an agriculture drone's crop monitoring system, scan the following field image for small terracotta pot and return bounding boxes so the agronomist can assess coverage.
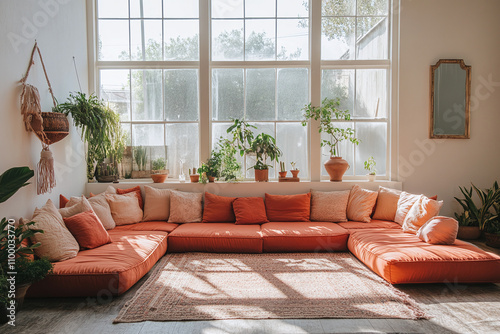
[254,169,269,182]
[485,232,500,248]
[290,170,299,178]
[190,174,199,183]
[208,176,216,182]
[324,157,349,182]
[151,174,168,183]
[457,226,481,240]
[279,171,287,178]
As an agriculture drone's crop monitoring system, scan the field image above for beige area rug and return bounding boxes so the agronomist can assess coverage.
[114,252,428,323]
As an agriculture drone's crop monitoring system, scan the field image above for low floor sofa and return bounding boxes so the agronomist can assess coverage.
[26,186,500,298]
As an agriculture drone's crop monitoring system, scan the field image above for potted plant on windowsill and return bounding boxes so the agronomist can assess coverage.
[302,98,359,182]
[364,156,377,182]
[151,157,168,183]
[247,133,282,182]
[290,162,299,178]
[279,162,287,178]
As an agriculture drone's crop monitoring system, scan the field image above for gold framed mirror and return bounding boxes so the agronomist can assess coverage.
[430,59,471,139]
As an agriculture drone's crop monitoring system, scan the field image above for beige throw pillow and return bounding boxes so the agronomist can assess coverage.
[372,186,402,221]
[310,189,350,222]
[394,191,420,225]
[402,195,443,234]
[87,193,116,230]
[106,192,143,226]
[143,186,172,221]
[168,190,203,223]
[59,196,93,218]
[346,185,378,223]
[30,199,79,262]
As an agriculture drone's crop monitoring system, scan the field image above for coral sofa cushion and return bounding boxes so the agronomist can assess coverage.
[233,197,269,225]
[310,190,350,222]
[63,210,111,249]
[143,186,171,221]
[372,186,401,221]
[402,195,443,234]
[338,220,402,233]
[106,192,143,226]
[348,229,500,284]
[168,223,262,253]
[114,221,178,233]
[27,230,168,297]
[417,216,458,245]
[116,186,143,209]
[59,194,69,208]
[265,193,311,222]
[261,222,349,252]
[202,192,236,223]
[346,185,378,223]
[168,190,203,223]
[30,199,79,262]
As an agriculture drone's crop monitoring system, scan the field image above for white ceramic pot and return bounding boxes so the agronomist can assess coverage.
[367,174,376,182]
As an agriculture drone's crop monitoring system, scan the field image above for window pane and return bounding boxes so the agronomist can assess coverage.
[246,69,275,121]
[164,0,199,18]
[98,20,129,60]
[164,20,199,60]
[212,20,244,60]
[277,0,309,18]
[164,69,199,121]
[277,123,308,177]
[100,70,131,122]
[132,124,164,146]
[130,0,162,18]
[321,69,354,115]
[355,122,386,176]
[321,122,355,176]
[212,69,244,121]
[322,0,355,16]
[277,19,309,60]
[122,124,131,146]
[98,0,128,18]
[322,17,354,60]
[277,68,308,120]
[212,0,244,18]
[355,69,387,118]
[166,123,199,177]
[245,19,276,61]
[357,0,388,16]
[356,17,388,60]
[246,0,275,17]
[130,20,163,61]
[212,123,233,148]
[131,70,163,121]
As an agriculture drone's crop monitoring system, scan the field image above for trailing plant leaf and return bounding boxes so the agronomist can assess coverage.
[0,167,34,203]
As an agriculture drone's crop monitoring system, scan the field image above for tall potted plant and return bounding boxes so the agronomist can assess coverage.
[302,98,359,181]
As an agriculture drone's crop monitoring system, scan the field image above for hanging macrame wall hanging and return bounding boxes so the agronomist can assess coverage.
[20,42,69,195]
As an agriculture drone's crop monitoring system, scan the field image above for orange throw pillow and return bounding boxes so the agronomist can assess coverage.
[346,185,378,223]
[116,186,143,209]
[202,192,236,223]
[59,195,69,208]
[233,197,269,225]
[265,193,311,222]
[63,210,111,249]
[372,186,401,221]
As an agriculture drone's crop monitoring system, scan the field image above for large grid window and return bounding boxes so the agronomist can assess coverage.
[94,0,394,180]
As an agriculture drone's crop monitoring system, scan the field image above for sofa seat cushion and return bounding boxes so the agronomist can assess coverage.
[167,223,262,253]
[348,229,500,284]
[338,220,401,232]
[27,230,168,297]
[114,221,178,233]
[262,222,349,252]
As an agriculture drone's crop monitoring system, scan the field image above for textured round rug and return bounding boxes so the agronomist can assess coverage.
[114,252,428,323]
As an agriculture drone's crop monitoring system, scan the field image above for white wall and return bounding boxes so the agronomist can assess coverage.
[0,0,88,220]
[399,0,500,215]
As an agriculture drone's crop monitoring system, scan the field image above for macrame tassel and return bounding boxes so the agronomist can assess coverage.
[37,145,56,195]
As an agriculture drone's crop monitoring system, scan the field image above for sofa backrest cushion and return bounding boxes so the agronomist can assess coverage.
[106,192,144,226]
[346,185,378,223]
[402,195,443,234]
[116,186,144,209]
[87,191,117,230]
[63,210,112,249]
[310,190,350,222]
[143,186,172,221]
[59,196,93,218]
[372,186,402,221]
[233,197,269,225]
[417,216,458,245]
[202,192,236,223]
[265,193,311,222]
[168,190,203,223]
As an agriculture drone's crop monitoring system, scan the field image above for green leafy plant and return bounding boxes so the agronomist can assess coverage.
[152,157,166,171]
[290,162,298,170]
[280,162,286,172]
[226,119,256,157]
[364,156,377,175]
[133,146,148,171]
[302,97,360,157]
[454,181,500,230]
[214,138,241,181]
[247,133,282,170]
[0,167,34,203]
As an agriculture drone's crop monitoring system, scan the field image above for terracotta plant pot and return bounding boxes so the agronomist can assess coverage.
[254,169,269,182]
[151,173,168,183]
[290,170,299,178]
[485,232,500,248]
[208,176,216,182]
[457,226,481,240]
[37,112,69,145]
[190,174,199,183]
[278,171,287,178]
[324,157,349,182]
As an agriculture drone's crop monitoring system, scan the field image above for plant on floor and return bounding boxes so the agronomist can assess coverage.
[364,156,377,175]
[454,181,500,231]
[134,146,148,171]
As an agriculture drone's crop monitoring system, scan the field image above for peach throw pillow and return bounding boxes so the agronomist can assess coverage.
[372,186,401,221]
[346,185,378,223]
[168,190,203,223]
[417,216,458,245]
[310,190,350,222]
[394,191,420,225]
[402,195,443,234]
[143,186,172,221]
[106,192,143,226]
[59,196,93,218]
